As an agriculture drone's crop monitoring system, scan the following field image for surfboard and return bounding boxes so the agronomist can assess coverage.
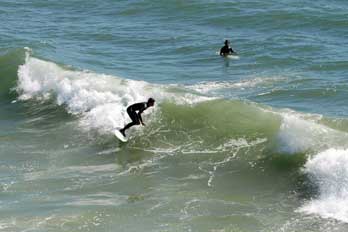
[215,51,240,59]
[109,116,128,142]
[114,130,128,142]
[226,54,240,60]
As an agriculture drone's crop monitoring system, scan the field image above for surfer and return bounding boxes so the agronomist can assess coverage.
[119,98,155,137]
[220,40,235,56]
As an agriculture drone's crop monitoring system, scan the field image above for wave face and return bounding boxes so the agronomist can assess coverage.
[19,52,345,155]
[0,48,26,100]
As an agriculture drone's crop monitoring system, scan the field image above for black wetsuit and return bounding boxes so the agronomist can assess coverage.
[220,45,234,56]
[121,102,148,134]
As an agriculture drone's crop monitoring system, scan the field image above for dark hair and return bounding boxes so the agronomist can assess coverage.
[148,98,155,103]
[224,40,229,45]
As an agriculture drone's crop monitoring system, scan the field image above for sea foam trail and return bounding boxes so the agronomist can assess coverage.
[16,54,210,134]
[299,149,348,223]
[186,77,285,94]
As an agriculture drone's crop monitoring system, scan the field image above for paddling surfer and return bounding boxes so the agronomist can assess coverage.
[220,40,236,56]
[119,98,155,137]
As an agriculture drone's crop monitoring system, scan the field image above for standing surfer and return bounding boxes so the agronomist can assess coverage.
[220,40,236,56]
[119,98,155,137]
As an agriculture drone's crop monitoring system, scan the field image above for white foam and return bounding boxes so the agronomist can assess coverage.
[187,77,284,94]
[299,148,348,223]
[16,53,210,134]
[218,137,267,151]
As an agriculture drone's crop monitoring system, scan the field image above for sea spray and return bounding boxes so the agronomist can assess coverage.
[299,148,348,223]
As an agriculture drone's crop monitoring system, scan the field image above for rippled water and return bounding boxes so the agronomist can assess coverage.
[1,0,348,231]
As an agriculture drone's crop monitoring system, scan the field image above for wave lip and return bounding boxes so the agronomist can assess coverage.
[299,148,348,223]
[16,53,212,134]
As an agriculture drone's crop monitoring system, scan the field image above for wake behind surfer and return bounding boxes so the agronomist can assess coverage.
[119,98,155,137]
[220,40,236,56]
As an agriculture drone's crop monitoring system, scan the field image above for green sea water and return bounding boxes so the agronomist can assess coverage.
[1,0,348,231]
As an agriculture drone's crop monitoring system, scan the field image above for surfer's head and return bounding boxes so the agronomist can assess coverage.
[147,98,155,107]
[224,40,229,45]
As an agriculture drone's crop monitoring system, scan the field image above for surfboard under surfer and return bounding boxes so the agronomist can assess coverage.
[119,98,155,137]
[220,40,236,56]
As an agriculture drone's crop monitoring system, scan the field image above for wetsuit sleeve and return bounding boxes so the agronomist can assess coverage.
[137,103,147,124]
[138,112,143,124]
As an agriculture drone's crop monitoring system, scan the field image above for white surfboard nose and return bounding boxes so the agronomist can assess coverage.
[114,130,128,142]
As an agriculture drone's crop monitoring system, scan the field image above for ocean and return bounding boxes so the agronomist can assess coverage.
[1,0,348,231]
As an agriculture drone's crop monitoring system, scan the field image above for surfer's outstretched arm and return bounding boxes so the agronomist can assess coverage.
[138,112,145,126]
